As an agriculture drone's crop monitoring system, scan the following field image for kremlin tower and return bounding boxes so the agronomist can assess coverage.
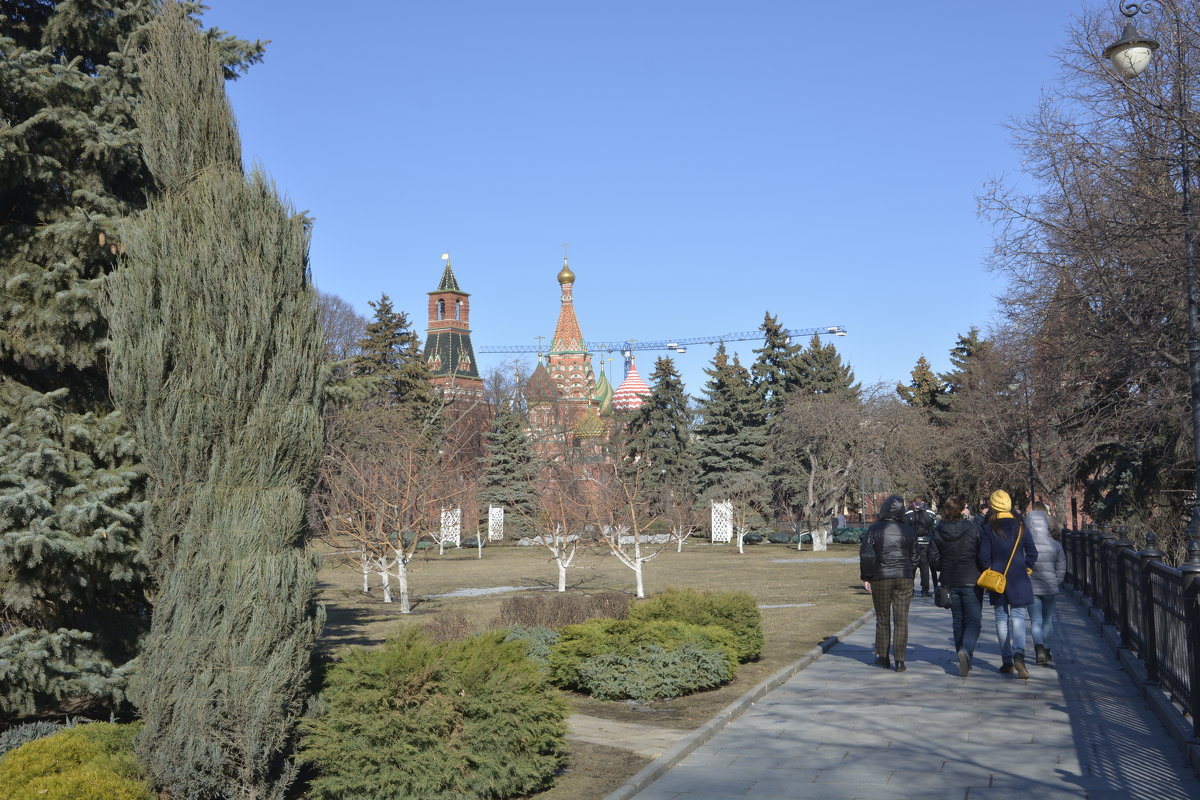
[423,257,483,399]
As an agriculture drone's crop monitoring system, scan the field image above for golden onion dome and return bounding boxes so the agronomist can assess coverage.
[573,408,607,438]
[557,257,575,285]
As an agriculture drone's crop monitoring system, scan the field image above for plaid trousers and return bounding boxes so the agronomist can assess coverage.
[871,577,913,660]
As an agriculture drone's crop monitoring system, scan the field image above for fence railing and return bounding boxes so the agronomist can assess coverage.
[1062,531,1200,739]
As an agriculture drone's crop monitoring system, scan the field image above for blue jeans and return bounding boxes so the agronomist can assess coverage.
[950,586,984,657]
[994,602,1029,661]
[1030,594,1057,646]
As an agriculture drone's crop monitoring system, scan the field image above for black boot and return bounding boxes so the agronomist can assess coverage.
[1014,652,1030,679]
[1000,660,1014,674]
[873,656,891,669]
[1035,643,1047,666]
[894,661,906,672]
[1044,648,1055,668]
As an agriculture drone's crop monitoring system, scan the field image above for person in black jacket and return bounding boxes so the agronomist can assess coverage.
[928,496,984,677]
[860,495,919,672]
[906,499,938,596]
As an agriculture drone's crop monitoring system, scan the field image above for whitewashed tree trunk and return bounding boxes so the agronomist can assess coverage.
[438,538,446,556]
[361,547,370,592]
[379,564,392,604]
[557,560,568,592]
[812,526,830,551]
[476,534,484,559]
[795,526,804,552]
[736,525,746,554]
[673,525,693,552]
[395,551,412,614]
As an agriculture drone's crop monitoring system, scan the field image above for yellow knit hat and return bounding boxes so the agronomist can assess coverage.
[989,490,1014,519]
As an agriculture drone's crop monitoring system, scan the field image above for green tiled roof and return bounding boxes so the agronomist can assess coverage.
[437,263,461,292]
[423,329,479,379]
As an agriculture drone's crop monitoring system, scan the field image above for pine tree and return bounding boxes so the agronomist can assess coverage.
[478,405,540,534]
[795,335,861,398]
[351,294,444,426]
[751,311,802,418]
[624,357,696,509]
[104,7,322,797]
[693,346,767,508]
[0,1,262,719]
[941,327,989,397]
[896,355,949,421]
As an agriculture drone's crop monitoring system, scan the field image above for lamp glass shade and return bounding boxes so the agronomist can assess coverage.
[1109,43,1155,78]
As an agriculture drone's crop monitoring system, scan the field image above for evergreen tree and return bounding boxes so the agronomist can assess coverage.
[941,327,988,397]
[0,0,262,718]
[750,312,802,419]
[105,7,322,797]
[896,355,949,421]
[693,346,767,508]
[624,357,697,509]
[478,404,540,533]
[794,335,861,398]
[350,294,443,426]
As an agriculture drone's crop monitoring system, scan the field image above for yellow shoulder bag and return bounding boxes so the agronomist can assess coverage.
[977,523,1022,594]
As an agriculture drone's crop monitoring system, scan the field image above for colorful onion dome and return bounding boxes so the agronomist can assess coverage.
[612,361,651,412]
[557,257,575,285]
[573,407,607,438]
[593,368,613,415]
[525,360,560,405]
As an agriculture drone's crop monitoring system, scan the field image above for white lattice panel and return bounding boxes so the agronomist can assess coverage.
[488,506,505,541]
[440,506,461,546]
[711,499,733,543]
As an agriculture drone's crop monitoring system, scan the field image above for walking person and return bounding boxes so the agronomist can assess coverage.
[928,496,984,676]
[860,495,919,672]
[979,490,1039,678]
[1026,501,1066,667]
[906,499,938,596]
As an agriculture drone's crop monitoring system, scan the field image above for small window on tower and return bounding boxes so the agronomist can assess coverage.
[437,299,445,320]
[455,300,462,320]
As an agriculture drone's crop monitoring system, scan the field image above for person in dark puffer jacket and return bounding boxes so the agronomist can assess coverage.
[1026,501,1066,667]
[929,496,984,677]
[860,495,919,672]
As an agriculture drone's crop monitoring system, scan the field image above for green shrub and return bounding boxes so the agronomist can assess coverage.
[576,643,735,701]
[503,626,560,665]
[548,618,738,690]
[301,628,568,800]
[628,587,764,662]
[494,591,630,629]
[833,527,866,544]
[0,722,153,800]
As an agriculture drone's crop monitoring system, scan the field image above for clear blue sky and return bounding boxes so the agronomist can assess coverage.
[204,0,1098,397]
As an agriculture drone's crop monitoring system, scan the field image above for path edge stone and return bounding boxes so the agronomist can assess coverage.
[601,607,875,800]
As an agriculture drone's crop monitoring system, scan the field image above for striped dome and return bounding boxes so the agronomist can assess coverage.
[593,369,613,415]
[612,362,651,412]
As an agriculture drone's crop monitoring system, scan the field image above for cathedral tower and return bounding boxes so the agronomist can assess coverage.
[423,257,483,398]
[546,257,595,402]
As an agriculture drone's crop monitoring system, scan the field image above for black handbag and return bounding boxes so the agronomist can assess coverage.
[934,585,952,608]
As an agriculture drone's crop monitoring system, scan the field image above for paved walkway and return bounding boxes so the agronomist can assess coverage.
[608,593,1200,800]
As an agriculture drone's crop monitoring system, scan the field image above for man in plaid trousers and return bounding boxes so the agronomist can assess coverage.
[860,495,920,672]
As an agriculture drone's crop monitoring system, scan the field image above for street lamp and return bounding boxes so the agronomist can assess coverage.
[1103,1,1200,540]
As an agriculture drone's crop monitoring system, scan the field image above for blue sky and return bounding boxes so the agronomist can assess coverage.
[204,0,1098,397]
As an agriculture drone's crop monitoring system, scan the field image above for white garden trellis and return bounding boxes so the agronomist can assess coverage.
[439,506,461,554]
[711,499,733,543]
[487,505,504,541]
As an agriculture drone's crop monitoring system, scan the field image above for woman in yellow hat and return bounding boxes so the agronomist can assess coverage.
[979,490,1040,678]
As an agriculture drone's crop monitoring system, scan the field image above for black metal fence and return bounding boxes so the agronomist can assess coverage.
[1062,531,1200,739]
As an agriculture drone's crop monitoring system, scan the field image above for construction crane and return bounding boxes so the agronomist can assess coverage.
[478,325,848,377]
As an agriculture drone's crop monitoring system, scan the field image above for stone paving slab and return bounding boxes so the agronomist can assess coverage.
[609,591,1200,800]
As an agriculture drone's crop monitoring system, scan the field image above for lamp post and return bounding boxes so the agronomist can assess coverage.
[1103,1,1200,540]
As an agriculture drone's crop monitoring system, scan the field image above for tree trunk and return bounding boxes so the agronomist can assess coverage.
[379,567,392,604]
[396,555,412,614]
[557,561,567,592]
[361,549,370,593]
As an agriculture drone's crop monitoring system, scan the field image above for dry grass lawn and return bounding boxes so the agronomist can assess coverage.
[315,539,872,800]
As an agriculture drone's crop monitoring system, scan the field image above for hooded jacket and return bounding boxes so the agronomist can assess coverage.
[928,518,982,588]
[860,495,919,581]
[1025,510,1066,596]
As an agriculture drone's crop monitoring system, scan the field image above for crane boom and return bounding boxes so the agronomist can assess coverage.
[477,326,848,377]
